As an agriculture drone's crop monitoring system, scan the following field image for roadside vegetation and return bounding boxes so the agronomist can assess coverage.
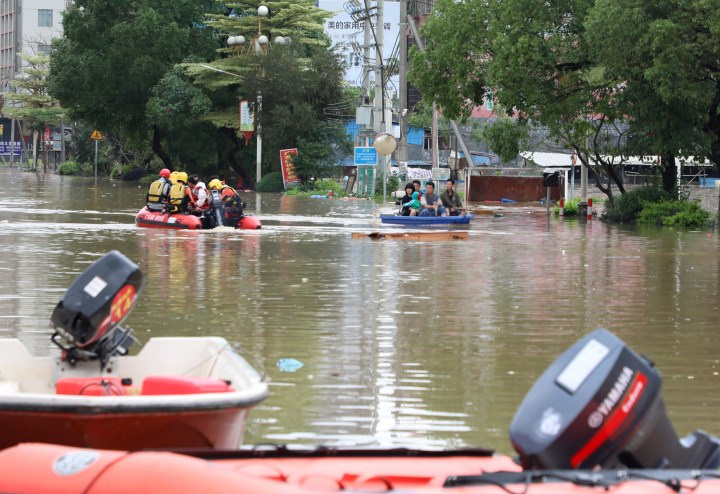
[41,0,351,184]
[284,179,346,198]
[603,186,711,228]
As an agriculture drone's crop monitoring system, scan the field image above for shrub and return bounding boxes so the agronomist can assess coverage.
[284,178,346,197]
[603,186,672,223]
[111,163,148,181]
[373,174,400,199]
[58,161,93,176]
[256,172,285,192]
[121,168,149,181]
[637,200,710,228]
[553,197,581,216]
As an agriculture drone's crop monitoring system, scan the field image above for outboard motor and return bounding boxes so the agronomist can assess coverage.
[51,251,144,369]
[206,189,225,229]
[510,329,720,470]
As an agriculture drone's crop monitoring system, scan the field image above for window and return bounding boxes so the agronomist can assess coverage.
[37,44,51,56]
[38,9,53,27]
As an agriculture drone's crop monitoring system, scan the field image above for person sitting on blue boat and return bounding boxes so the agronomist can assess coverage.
[440,179,464,216]
[419,181,447,217]
[403,191,421,216]
[399,183,415,216]
[412,179,424,197]
[146,168,171,212]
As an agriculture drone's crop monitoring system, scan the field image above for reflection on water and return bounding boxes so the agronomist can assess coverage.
[0,167,719,453]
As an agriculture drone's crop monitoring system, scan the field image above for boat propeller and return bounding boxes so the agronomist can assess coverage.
[50,251,145,370]
[510,328,720,471]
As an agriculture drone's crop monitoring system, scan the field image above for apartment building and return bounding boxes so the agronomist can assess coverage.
[0,0,67,87]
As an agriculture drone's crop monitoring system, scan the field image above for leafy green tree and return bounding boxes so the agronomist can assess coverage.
[585,0,718,193]
[4,53,65,170]
[409,0,693,205]
[47,0,219,169]
[186,1,349,182]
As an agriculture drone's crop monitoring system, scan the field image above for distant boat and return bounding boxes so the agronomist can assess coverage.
[380,214,473,226]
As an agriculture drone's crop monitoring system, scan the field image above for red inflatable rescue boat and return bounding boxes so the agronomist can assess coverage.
[135,207,262,230]
[2,443,720,493]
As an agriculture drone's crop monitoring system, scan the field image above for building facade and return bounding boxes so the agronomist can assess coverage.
[0,0,67,87]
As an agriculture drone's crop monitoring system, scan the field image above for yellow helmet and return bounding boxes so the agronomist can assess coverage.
[208,179,223,190]
[169,171,179,184]
[176,172,188,184]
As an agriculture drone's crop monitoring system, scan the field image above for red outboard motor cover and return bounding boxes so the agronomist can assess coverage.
[51,251,144,349]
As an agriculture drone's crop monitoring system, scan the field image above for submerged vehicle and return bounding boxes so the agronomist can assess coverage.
[0,251,268,451]
[380,214,473,226]
[0,329,717,492]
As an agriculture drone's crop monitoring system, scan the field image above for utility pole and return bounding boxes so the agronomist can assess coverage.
[361,0,372,196]
[398,0,408,168]
[431,102,439,167]
[373,0,384,199]
[9,118,14,166]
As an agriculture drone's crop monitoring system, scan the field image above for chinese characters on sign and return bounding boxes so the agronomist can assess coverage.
[326,21,392,30]
[239,100,255,132]
[280,148,301,189]
[318,0,400,87]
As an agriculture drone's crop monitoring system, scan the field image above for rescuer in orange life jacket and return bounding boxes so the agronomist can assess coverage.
[146,168,172,212]
[208,179,245,227]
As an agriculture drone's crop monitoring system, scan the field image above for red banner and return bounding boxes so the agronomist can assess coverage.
[280,148,300,188]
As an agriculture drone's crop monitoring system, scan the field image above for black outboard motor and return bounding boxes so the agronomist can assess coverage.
[51,251,144,369]
[206,189,225,229]
[509,329,720,470]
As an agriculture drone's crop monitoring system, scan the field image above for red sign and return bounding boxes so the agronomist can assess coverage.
[44,127,51,141]
[279,148,300,188]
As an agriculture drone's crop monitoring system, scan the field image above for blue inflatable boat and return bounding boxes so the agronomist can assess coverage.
[380,214,473,226]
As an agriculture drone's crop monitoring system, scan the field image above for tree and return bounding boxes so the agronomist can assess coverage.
[408,0,704,205]
[4,53,64,171]
[185,1,349,182]
[585,0,718,193]
[48,0,219,169]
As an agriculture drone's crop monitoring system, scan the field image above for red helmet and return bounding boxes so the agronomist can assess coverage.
[159,168,171,178]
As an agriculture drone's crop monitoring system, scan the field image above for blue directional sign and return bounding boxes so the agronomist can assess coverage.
[354,146,377,166]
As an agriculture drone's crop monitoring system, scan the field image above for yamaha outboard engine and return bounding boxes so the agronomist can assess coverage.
[510,329,720,470]
[51,251,144,369]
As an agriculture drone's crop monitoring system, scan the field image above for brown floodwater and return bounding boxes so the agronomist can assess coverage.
[0,167,718,455]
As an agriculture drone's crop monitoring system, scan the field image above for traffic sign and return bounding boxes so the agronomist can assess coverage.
[354,146,377,166]
[90,130,103,140]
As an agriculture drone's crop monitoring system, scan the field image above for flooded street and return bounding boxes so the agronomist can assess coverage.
[0,167,719,455]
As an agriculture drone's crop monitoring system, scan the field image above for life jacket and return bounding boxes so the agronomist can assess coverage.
[220,186,240,205]
[220,186,243,226]
[191,183,207,208]
[146,178,170,210]
[168,183,188,213]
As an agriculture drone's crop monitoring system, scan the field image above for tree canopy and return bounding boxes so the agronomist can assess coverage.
[47,0,219,168]
[4,53,64,127]
[184,0,349,182]
[409,0,720,203]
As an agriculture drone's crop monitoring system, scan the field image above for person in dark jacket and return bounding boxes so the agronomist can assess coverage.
[440,179,464,216]
[399,183,414,216]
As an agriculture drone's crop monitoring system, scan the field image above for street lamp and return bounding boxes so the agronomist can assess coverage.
[226,5,290,186]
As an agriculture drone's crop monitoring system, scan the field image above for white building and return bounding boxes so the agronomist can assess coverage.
[0,0,68,86]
